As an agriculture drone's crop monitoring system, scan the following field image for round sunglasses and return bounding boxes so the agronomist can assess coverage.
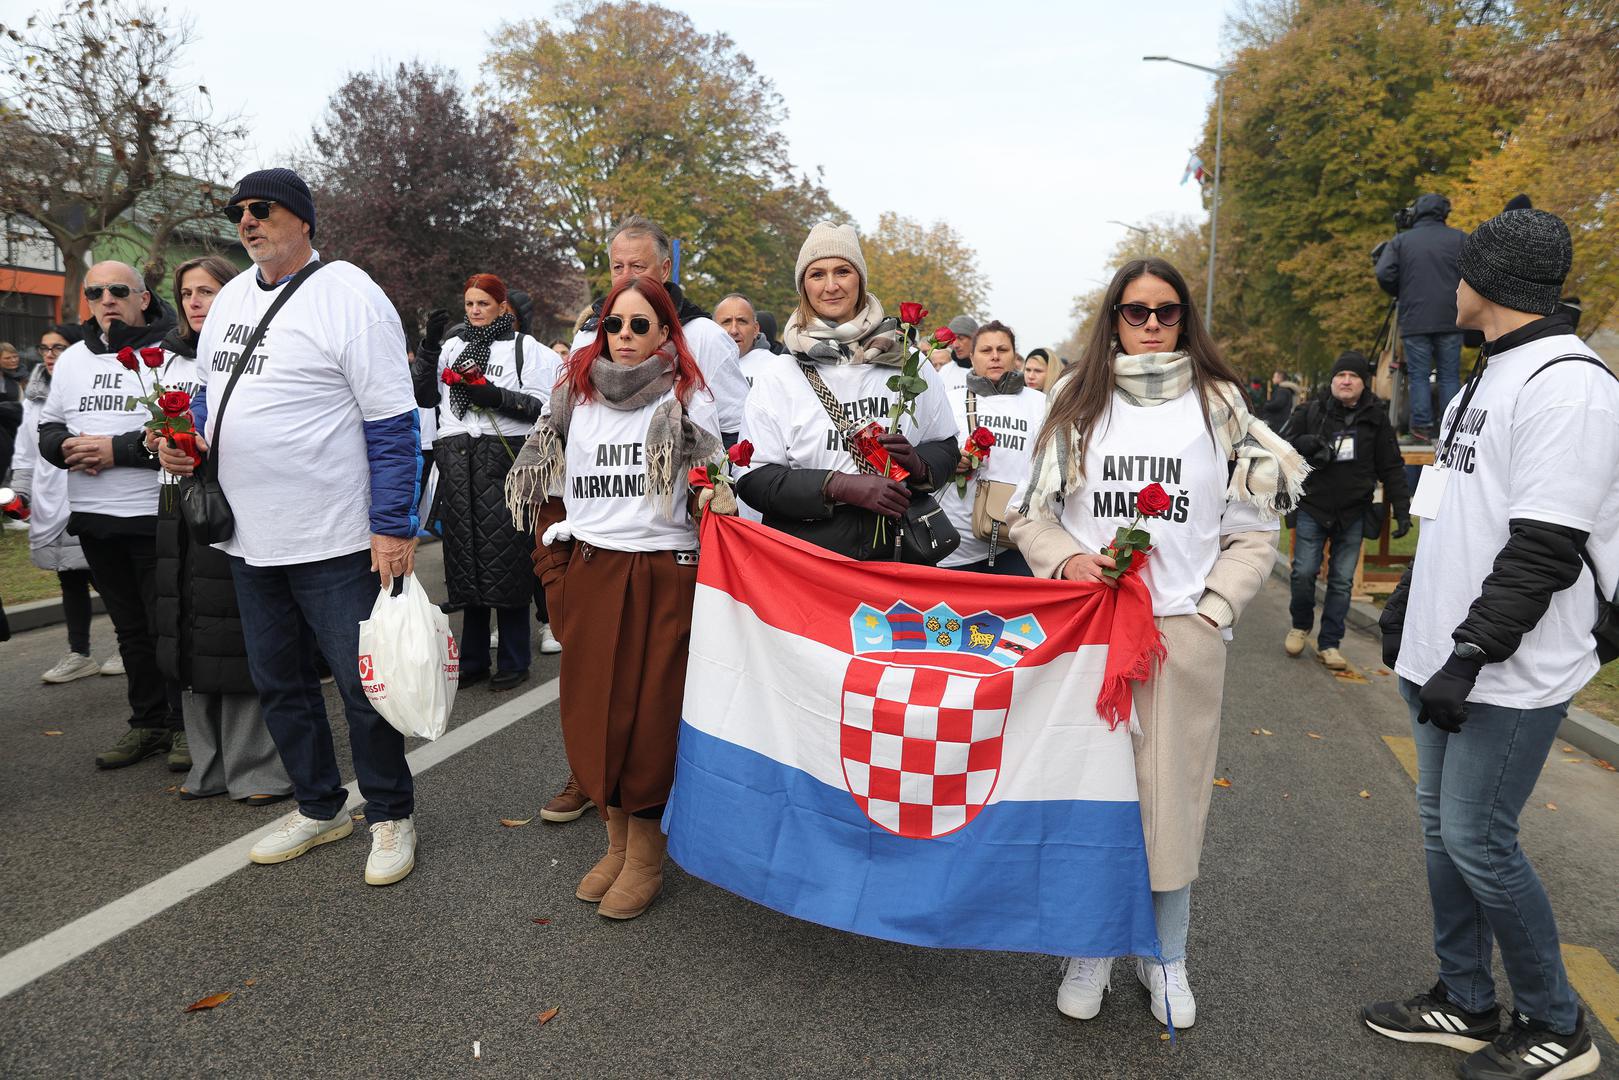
[1113,302,1185,328]
[602,314,658,336]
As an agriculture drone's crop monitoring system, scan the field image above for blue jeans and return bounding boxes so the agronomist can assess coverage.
[1398,678,1577,1030]
[459,605,531,677]
[1402,332,1463,431]
[1154,884,1191,964]
[230,550,413,825]
[1289,513,1363,650]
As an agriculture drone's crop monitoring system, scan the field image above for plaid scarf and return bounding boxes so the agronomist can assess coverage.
[782,296,906,367]
[1020,351,1310,521]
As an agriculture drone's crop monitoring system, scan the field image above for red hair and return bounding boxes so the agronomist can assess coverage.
[464,273,507,305]
[565,274,706,406]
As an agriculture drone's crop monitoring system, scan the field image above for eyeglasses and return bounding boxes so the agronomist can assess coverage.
[223,200,274,224]
[38,343,68,354]
[83,284,133,300]
[601,314,655,336]
[1114,302,1185,328]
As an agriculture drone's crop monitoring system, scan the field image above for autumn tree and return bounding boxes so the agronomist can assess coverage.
[482,0,842,317]
[862,213,989,327]
[0,1,244,304]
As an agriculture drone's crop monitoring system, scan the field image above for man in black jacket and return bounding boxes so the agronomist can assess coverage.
[1281,351,1411,669]
[1363,209,1610,1080]
[1375,193,1466,440]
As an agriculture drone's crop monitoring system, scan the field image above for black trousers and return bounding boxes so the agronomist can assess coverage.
[57,568,93,656]
[78,532,181,730]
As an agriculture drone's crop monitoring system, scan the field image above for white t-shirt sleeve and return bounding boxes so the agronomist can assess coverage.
[695,320,746,433]
[1507,385,1619,531]
[339,318,416,421]
[739,370,789,468]
[522,335,562,405]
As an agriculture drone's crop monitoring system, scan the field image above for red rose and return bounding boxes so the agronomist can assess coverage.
[1136,482,1172,517]
[441,368,462,386]
[933,326,957,346]
[899,302,928,326]
[687,466,714,490]
[139,346,165,368]
[968,426,996,452]
[115,347,139,372]
[156,390,191,418]
[463,368,488,386]
[727,439,754,467]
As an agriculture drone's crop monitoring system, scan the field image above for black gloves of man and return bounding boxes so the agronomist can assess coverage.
[1391,515,1413,539]
[422,309,451,351]
[826,473,910,518]
[1417,651,1485,733]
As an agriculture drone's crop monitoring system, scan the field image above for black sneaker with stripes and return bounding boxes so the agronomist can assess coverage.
[1362,982,1500,1052]
[1459,1008,1600,1080]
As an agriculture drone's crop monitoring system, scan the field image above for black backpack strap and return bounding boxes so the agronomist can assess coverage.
[1525,353,1617,385]
[208,260,328,461]
[514,332,525,384]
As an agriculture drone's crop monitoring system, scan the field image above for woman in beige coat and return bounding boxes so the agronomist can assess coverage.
[1009,257,1307,1030]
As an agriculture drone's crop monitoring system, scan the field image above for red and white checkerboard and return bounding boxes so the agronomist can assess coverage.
[839,657,1013,838]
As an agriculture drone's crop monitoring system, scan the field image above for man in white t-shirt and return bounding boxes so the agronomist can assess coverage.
[1364,209,1611,1079]
[928,315,976,393]
[714,293,779,387]
[158,168,424,887]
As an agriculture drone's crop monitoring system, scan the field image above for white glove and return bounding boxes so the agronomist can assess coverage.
[542,519,573,546]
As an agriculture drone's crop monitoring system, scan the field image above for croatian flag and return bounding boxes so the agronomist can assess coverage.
[665,516,1164,958]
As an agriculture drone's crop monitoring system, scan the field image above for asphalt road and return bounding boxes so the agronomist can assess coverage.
[2,548,1616,1079]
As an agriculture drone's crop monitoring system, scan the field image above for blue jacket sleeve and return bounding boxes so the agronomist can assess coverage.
[192,385,209,438]
[362,409,422,537]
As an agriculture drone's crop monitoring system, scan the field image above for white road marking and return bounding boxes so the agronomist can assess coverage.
[0,677,560,1000]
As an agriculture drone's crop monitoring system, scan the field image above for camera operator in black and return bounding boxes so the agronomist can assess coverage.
[1280,350,1411,668]
[1375,193,1466,441]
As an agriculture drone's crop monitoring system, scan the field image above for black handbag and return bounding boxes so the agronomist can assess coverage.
[180,262,327,545]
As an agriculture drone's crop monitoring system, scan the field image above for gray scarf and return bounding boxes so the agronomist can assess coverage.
[23,368,50,403]
[965,370,1026,396]
[504,350,722,531]
[782,296,906,367]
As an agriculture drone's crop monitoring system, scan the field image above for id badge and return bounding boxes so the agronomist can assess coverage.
[1408,465,1449,520]
[1334,434,1356,462]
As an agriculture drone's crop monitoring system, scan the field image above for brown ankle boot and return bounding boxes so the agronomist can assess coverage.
[541,771,595,823]
[597,814,666,920]
[575,806,628,902]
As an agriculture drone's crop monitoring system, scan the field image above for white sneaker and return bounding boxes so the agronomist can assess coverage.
[365,817,416,886]
[42,652,100,684]
[1318,646,1348,671]
[1057,956,1113,1020]
[539,623,562,654]
[249,810,354,864]
[1284,628,1308,657]
[1137,958,1196,1028]
[99,654,125,676]
[3,518,29,532]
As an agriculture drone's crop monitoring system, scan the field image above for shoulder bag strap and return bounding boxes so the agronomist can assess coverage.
[514,332,525,384]
[1525,353,1619,604]
[798,361,877,475]
[966,390,978,434]
[207,260,328,462]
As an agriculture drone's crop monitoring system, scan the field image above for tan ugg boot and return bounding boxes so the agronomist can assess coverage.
[575,806,628,902]
[597,814,667,920]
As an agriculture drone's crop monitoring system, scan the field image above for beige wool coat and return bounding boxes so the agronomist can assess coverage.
[1007,509,1277,891]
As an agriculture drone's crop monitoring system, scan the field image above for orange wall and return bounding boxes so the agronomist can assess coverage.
[0,267,88,321]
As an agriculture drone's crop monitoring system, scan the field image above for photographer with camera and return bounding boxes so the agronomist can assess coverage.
[1375,193,1466,441]
[1281,350,1410,670]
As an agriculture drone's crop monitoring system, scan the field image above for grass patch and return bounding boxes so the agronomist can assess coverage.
[0,526,61,605]
[1575,662,1619,726]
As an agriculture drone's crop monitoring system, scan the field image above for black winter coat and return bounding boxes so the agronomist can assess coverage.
[1282,387,1412,532]
[1374,194,1466,336]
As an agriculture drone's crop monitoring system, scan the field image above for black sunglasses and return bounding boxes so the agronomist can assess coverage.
[83,283,133,300]
[602,314,656,336]
[1114,302,1185,328]
[223,200,275,224]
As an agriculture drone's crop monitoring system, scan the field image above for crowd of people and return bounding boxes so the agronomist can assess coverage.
[0,164,1611,1079]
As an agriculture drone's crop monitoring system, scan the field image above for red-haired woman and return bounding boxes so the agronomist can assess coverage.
[507,273,726,920]
[413,273,549,691]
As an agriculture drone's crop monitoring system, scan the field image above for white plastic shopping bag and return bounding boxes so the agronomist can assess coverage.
[358,573,458,740]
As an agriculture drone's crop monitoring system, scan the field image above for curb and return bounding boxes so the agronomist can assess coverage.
[1270,559,1619,765]
[7,594,107,634]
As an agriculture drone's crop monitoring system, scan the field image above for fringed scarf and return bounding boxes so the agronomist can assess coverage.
[782,296,907,367]
[504,349,722,532]
[450,314,513,419]
[1020,351,1310,522]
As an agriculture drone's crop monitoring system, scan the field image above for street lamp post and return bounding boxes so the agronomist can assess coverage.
[1144,55,1230,332]
[1107,219,1150,259]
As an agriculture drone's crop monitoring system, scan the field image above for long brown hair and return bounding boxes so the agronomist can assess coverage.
[1033,258,1243,473]
[171,255,241,348]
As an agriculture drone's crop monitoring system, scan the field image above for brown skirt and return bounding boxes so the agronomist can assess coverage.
[551,543,698,816]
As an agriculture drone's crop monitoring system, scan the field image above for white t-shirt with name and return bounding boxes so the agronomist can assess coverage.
[434,333,554,440]
[1397,333,1619,708]
[935,361,970,393]
[572,314,746,434]
[1060,391,1278,617]
[195,254,417,566]
[938,383,1048,566]
[562,388,721,552]
[39,341,161,518]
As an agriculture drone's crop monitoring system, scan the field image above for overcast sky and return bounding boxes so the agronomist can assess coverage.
[172,0,1231,347]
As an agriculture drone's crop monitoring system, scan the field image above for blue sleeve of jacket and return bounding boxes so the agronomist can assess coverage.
[192,385,209,438]
[362,409,422,537]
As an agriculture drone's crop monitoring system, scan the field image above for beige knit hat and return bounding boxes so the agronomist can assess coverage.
[795,221,867,291]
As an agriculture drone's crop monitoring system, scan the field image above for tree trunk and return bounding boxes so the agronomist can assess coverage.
[58,244,92,325]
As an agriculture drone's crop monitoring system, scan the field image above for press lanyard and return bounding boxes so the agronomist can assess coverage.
[1437,358,1488,467]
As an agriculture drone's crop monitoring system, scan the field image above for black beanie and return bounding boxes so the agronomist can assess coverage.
[229,168,317,243]
[1458,209,1571,316]
[1331,350,1371,382]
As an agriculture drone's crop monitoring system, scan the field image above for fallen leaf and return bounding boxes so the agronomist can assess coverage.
[1358,790,1371,799]
[1212,777,1232,788]
[1545,803,1558,811]
[1308,733,1323,740]
[1566,758,1586,764]
[243,979,257,987]
[1159,1032,1171,1041]
[42,730,64,736]
[164,785,178,793]
[1562,745,1578,753]
[537,1007,560,1025]
[1594,759,1618,772]
[500,817,533,828]
[1376,668,1391,676]
[184,991,232,1012]
[1282,792,1291,799]
[1260,728,1274,736]
[531,918,551,925]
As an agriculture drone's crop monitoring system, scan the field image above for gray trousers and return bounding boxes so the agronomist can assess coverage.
[182,690,293,800]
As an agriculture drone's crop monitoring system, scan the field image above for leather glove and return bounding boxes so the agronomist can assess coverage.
[464,380,504,409]
[826,472,909,518]
[1417,652,1484,733]
[1293,434,1324,458]
[877,433,925,482]
[1381,629,1401,668]
[423,309,451,350]
[1391,515,1413,540]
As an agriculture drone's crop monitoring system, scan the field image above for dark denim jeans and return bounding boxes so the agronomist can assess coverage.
[230,550,413,824]
[459,605,531,677]
[1288,512,1362,650]
[1402,332,1463,431]
[1398,677,1578,1031]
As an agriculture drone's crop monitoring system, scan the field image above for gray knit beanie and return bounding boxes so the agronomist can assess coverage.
[947,315,978,337]
[1458,209,1572,316]
[795,222,866,291]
